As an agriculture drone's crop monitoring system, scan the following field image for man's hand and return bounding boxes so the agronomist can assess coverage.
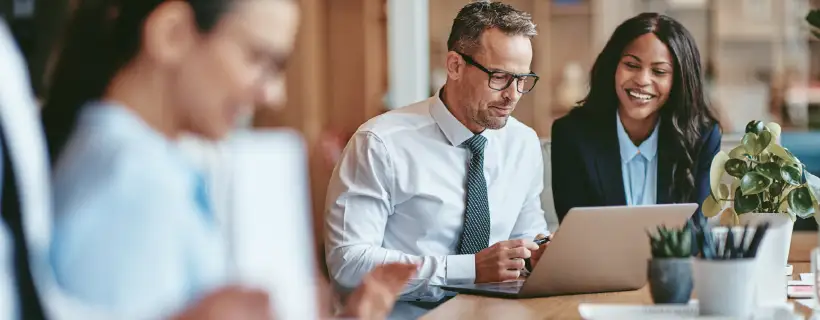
[529,233,553,270]
[342,262,417,320]
[173,286,274,320]
[475,239,539,283]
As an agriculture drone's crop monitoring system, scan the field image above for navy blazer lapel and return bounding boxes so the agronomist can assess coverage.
[593,111,626,206]
[656,126,673,204]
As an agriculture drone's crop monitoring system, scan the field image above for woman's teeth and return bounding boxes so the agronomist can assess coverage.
[628,90,653,101]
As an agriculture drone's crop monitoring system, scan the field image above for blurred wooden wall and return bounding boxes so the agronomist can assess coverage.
[253,0,388,272]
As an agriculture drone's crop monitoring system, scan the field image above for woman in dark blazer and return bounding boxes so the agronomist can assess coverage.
[551,12,721,229]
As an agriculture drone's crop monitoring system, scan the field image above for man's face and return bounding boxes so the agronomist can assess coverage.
[456,28,533,131]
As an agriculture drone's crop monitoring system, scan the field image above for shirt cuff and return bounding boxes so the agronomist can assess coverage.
[445,254,475,284]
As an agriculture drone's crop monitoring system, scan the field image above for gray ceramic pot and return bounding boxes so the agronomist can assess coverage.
[648,258,693,304]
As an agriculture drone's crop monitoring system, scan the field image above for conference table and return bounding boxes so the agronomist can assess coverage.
[421,232,819,319]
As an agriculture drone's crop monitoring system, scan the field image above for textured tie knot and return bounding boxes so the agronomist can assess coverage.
[462,134,487,155]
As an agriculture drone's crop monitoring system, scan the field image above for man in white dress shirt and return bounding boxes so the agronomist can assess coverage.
[325,1,550,317]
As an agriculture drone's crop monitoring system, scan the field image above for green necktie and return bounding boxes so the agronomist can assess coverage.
[458,134,491,254]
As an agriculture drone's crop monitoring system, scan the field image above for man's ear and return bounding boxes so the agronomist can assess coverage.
[445,51,464,81]
[142,1,199,65]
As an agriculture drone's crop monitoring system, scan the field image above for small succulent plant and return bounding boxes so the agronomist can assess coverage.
[648,224,692,259]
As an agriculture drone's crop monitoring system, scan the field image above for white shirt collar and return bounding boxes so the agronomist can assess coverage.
[616,111,659,162]
[429,87,492,147]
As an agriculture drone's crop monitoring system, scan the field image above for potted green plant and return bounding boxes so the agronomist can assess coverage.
[647,224,693,304]
[703,120,820,223]
[702,120,820,305]
[806,9,820,38]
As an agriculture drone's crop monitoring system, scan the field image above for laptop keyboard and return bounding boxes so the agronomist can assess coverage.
[480,280,524,293]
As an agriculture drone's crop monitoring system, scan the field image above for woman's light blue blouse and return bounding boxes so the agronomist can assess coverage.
[50,102,227,318]
[616,112,659,206]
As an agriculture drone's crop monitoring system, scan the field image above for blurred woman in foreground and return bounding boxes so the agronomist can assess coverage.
[41,0,414,319]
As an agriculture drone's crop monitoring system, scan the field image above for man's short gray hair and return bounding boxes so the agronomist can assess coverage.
[447,0,537,55]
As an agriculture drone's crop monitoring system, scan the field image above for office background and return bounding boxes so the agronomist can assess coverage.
[246,0,820,247]
[4,0,820,261]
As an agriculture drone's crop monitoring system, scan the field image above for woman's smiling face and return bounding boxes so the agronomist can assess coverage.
[614,33,674,122]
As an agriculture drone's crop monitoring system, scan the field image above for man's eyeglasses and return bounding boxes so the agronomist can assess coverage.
[456,52,539,94]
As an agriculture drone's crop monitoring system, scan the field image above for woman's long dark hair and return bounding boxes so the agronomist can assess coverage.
[579,12,718,203]
[41,0,232,165]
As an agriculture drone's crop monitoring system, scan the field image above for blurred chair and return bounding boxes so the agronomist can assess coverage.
[540,139,559,234]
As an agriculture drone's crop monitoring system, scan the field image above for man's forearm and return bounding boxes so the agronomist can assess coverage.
[326,245,474,301]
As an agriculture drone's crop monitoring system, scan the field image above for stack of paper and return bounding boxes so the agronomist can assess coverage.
[578,301,801,319]
[788,273,814,299]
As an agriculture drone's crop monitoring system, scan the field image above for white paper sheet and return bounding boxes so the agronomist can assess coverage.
[578,301,800,320]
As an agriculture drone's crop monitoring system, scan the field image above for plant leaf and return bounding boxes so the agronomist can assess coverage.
[756,162,782,181]
[720,207,740,226]
[745,120,765,134]
[702,194,722,218]
[769,179,784,197]
[786,209,797,222]
[679,229,692,257]
[647,230,658,242]
[740,171,772,195]
[668,231,678,250]
[808,9,820,29]
[735,187,761,214]
[729,178,741,198]
[710,151,731,200]
[781,165,802,186]
[765,122,782,143]
[802,164,809,184]
[806,172,820,217]
[788,186,815,218]
[724,159,748,178]
[728,145,748,159]
[769,144,800,165]
[779,196,791,214]
[761,200,774,212]
[756,130,773,153]
[742,132,760,156]
[719,184,730,200]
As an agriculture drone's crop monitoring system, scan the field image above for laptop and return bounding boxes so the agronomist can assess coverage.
[438,203,698,299]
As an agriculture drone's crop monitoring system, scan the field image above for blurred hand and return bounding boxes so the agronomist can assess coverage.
[475,239,539,283]
[172,286,273,320]
[529,233,553,269]
[342,262,417,320]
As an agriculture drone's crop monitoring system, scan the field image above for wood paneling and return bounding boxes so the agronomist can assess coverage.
[253,0,388,271]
